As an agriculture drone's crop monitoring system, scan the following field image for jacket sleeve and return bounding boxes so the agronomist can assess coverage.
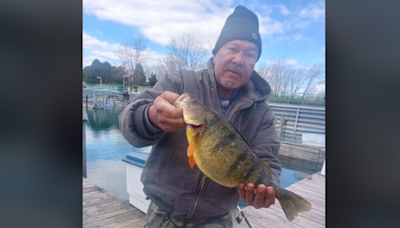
[251,106,281,186]
[119,72,184,147]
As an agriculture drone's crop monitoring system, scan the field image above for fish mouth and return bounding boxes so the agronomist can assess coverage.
[186,123,204,131]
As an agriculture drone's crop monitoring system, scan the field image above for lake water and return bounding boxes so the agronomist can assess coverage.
[84,106,323,201]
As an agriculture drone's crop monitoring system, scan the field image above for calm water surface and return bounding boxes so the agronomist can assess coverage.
[85,107,323,201]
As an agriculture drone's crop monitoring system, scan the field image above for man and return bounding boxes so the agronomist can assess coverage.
[119,5,281,228]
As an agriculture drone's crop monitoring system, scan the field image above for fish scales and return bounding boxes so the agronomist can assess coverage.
[175,92,312,222]
[194,111,266,187]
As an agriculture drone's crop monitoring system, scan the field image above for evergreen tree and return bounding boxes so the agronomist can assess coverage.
[148,72,158,86]
[82,59,126,85]
[132,63,146,86]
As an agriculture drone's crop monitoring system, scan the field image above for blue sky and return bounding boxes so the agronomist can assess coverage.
[83,0,325,70]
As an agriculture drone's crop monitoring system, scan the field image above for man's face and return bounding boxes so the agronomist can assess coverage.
[213,40,258,95]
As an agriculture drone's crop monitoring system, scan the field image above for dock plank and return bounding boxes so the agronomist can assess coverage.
[83,178,146,227]
[83,172,324,228]
[84,211,145,228]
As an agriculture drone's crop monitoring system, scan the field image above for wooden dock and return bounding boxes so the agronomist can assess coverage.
[83,172,325,228]
[279,142,325,164]
[83,178,146,227]
[233,172,325,228]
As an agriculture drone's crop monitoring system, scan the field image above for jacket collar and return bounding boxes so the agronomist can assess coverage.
[206,57,271,102]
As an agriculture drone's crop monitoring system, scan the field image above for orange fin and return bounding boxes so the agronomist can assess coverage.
[187,133,198,169]
[189,155,196,169]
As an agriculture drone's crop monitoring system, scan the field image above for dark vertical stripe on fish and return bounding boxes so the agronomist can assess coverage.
[243,163,257,181]
[254,174,264,186]
[210,132,237,153]
[228,152,248,172]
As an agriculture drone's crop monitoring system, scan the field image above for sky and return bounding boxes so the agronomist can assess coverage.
[82,0,325,71]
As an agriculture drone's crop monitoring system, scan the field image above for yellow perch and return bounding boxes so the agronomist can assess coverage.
[174,92,312,221]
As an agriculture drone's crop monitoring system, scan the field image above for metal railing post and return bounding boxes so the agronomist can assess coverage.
[291,107,300,143]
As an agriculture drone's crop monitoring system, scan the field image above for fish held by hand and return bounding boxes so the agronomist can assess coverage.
[174,92,312,221]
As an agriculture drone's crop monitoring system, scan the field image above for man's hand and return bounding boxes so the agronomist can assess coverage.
[238,183,275,209]
[148,91,185,132]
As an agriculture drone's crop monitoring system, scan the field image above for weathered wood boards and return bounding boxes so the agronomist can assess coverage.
[279,142,325,163]
[83,172,325,228]
[83,178,146,228]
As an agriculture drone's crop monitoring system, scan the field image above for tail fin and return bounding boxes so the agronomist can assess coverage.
[276,189,312,221]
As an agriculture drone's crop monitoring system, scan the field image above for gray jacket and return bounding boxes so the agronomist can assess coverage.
[119,58,281,223]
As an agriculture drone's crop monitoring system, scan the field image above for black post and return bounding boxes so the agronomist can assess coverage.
[83,122,87,178]
[83,108,88,178]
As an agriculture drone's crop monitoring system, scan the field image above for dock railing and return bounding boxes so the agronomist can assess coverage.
[268,93,325,107]
[83,88,138,107]
[270,103,325,145]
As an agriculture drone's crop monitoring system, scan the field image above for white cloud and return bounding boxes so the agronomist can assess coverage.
[291,1,324,30]
[258,58,298,66]
[141,50,168,71]
[83,30,168,69]
[83,0,229,46]
[278,5,290,16]
[83,31,121,67]
[83,0,285,46]
[258,15,285,36]
[314,83,325,93]
[299,2,325,21]
[286,58,298,65]
[294,34,304,41]
[83,31,108,50]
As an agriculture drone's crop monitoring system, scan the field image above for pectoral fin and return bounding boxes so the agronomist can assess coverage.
[187,132,198,169]
[188,155,195,169]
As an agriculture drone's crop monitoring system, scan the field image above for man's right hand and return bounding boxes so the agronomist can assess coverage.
[148,91,185,132]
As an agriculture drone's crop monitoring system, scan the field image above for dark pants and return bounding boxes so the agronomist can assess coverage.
[144,201,233,228]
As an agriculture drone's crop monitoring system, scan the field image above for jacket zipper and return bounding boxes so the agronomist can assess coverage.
[186,175,208,224]
[214,85,221,113]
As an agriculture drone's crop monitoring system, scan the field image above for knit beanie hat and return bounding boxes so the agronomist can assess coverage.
[212,5,262,61]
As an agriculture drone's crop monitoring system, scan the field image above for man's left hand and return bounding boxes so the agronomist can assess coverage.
[238,183,275,209]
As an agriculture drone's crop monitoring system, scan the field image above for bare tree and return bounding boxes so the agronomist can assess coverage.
[272,60,293,96]
[257,61,269,80]
[259,59,293,96]
[257,59,325,98]
[287,67,307,97]
[301,64,325,99]
[163,33,208,74]
[115,36,151,90]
